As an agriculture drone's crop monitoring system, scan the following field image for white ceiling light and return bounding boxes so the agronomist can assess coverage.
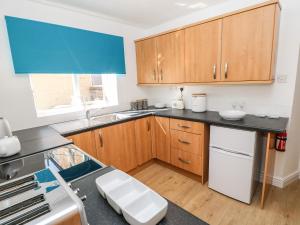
[188,2,207,9]
[175,2,187,7]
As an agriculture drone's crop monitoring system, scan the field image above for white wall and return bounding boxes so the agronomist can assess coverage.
[0,0,152,131]
[140,0,300,179]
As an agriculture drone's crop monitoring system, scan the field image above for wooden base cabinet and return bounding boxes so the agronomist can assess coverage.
[153,117,171,163]
[66,131,97,158]
[93,121,138,172]
[135,117,153,165]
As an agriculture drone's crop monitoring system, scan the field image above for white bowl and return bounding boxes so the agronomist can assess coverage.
[219,110,246,121]
[122,190,168,225]
[154,103,166,109]
[95,170,131,198]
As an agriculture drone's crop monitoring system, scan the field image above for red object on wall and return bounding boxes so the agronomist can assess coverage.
[275,132,287,151]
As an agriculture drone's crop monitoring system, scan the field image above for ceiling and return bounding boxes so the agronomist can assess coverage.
[33,0,229,28]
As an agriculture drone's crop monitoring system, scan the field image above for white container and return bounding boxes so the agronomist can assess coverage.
[106,179,147,214]
[122,191,168,225]
[95,169,168,224]
[95,170,131,198]
[191,93,206,112]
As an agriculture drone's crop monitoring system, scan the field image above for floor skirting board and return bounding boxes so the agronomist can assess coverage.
[259,170,300,188]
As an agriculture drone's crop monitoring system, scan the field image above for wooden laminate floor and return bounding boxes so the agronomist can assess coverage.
[133,162,300,225]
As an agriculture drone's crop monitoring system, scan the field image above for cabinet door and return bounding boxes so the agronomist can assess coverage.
[156,30,185,84]
[135,117,153,165]
[154,117,170,163]
[93,129,109,165]
[99,122,138,172]
[185,19,222,83]
[135,39,158,84]
[221,5,277,82]
[67,131,97,158]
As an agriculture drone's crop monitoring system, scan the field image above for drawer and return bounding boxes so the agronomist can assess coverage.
[171,148,202,176]
[170,118,204,134]
[171,130,202,155]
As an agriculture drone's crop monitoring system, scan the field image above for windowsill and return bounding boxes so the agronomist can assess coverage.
[36,102,118,118]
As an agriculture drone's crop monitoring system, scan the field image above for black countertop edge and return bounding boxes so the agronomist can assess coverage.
[53,109,288,136]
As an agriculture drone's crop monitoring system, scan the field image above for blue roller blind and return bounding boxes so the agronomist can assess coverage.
[5,16,126,75]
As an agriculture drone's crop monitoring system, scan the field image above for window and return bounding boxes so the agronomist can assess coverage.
[30,74,118,117]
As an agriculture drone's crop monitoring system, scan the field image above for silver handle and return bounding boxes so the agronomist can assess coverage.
[99,132,103,147]
[213,64,217,80]
[147,120,150,131]
[178,124,191,129]
[224,63,228,79]
[178,157,191,164]
[178,139,190,145]
[160,68,163,81]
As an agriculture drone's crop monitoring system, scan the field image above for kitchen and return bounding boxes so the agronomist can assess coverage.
[0,0,299,224]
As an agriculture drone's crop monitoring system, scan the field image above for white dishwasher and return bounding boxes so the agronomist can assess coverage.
[208,126,259,204]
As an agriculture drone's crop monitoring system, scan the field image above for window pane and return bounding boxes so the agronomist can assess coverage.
[30,74,74,110]
[78,75,103,102]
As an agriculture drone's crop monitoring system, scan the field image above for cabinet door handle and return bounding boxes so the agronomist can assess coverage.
[153,69,156,81]
[160,68,163,81]
[213,64,217,80]
[98,132,103,147]
[178,124,191,129]
[224,63,228,79]
[178,139,190,145]
[178,157,191,164]
[147,120,151,131]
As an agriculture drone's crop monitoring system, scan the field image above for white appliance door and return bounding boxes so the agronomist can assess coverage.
[208,147,254,204]
[210,126,256,156]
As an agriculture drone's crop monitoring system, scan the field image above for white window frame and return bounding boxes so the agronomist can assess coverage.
[29,74,118,117]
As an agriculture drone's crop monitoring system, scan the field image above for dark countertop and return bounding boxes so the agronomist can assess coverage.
[71,167,209,225]
[156,109,289,133]
[52,109,288,136]
[0,126,72,165]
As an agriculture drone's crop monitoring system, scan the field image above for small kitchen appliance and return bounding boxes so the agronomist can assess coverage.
[191,93,207,112]
[172,88,185,110]
[0,117,21,158]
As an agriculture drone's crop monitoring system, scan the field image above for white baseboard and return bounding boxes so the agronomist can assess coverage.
[259,170,300,188]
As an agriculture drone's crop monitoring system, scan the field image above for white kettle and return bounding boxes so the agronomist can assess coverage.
[0,118,21,157]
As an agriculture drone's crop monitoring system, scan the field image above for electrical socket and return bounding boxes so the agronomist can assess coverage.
[277,74,288,83]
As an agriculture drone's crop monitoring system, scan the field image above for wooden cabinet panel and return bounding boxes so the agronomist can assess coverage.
[170,118,204,134]
[67,131,97,158]
[156,30,185,84]
[154,116,171,163]
[171,148,202,176]
[221,5,277,81]
[185,19,222,83]
[93,122,138,172]
[171,130,202,155]
[135,117,153,165]
[136,39,158,84]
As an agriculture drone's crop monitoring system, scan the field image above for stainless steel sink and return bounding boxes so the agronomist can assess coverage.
[90,113,138,123]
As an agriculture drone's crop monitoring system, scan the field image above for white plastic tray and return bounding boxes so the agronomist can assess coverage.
[95,169,168,225]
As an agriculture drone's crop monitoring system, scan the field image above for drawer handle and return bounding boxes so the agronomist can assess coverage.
[178,124,191,129]
[178,139,190,145]
[178,157,191,164]
[147,120,151,131]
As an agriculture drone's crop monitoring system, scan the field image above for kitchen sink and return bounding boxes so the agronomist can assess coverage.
[90,113,138,123]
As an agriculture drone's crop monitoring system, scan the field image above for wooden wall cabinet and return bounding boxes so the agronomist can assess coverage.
[135,117,153,165]
[67,131,97,159]
[220,4,279,82]
[93,121,138,172]
[153,116,171,163]
[135,1,280,85]
[185,19,222,83]
[135,30,185,84]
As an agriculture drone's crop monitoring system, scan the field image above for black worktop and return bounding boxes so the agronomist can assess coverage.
[71,167,209,225]
[156,109,288,133]
[0,126,72,164]
[52,109,288,136]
